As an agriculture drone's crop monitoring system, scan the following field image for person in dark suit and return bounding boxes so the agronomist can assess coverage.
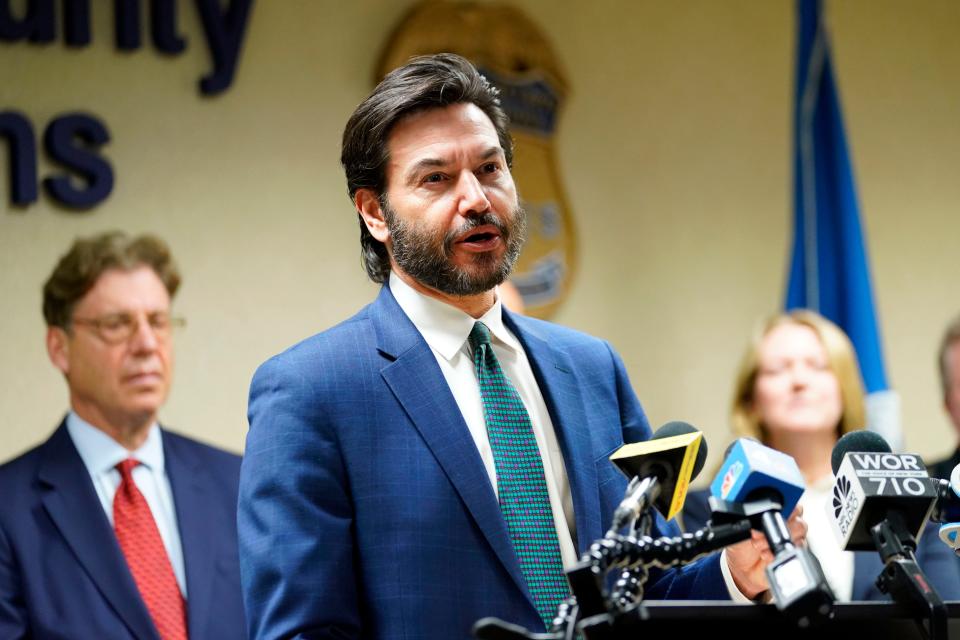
[0,232,246,639]
[238,53,806,640]
[682,310,960,601]
[926,315,960,483]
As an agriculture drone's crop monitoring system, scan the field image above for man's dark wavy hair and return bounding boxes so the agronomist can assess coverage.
[340,53,513,283]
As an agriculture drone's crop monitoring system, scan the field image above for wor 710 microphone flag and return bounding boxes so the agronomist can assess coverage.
[829,451,937,551]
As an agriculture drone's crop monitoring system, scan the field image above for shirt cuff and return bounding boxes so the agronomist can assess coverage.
[719,548,756,604]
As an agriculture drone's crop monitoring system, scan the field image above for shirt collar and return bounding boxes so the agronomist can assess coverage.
[66,411,165,476]
[388,272,521,361]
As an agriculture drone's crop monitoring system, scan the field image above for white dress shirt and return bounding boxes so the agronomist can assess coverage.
[65,412,188,596]
[806,474,855,601]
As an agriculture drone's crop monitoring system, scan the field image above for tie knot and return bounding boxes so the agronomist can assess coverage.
[469,322,492,351]
[116,458,140,480]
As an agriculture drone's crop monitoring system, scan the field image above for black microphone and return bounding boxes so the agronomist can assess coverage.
[829,431,948,639]
[830,430,890,475]
[829,431,938,551]
[709,439,835,627]
[608,421,707,531]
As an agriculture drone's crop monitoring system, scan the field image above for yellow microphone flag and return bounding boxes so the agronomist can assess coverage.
[609,432,703,521]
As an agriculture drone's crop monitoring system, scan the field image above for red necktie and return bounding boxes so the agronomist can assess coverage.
[113,458,188,640]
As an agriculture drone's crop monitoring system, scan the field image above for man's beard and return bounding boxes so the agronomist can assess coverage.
[383,198,526,297]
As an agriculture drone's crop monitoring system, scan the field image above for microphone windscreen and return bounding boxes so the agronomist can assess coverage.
[653,421,708,480]
[831,430,891,475]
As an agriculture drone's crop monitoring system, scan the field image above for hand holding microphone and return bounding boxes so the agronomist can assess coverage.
[724,504,809,593]
[710,438,834,626]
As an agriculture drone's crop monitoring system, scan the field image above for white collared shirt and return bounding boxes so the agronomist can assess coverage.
[65,412,187,596]
[807,474,855,601]
[389,273,579,568]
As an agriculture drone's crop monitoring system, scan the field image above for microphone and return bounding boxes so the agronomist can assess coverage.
[830,430,948,640]
[711,438,805,514]
[828,431,937,551]
[709,438,834,627]
[608,421,707,529]
[929,462,960,523]
[937,463,960,555]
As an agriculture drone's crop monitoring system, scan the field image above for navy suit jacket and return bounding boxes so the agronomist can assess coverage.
[0,422,246,639]
[682,488,960,601]
[239,285,730,640]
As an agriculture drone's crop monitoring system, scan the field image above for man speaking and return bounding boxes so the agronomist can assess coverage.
[238,53,803,639]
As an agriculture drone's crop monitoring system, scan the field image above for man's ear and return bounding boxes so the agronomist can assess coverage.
[355,189,390,244]
[46,326,70,376]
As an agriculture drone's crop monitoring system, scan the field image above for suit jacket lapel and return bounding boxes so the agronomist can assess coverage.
[164,431,216,639]
[371,287,536,609]
[37,423,160,640]
[505,313,604,550]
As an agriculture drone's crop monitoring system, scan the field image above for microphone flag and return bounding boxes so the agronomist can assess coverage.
[710,438,805,515]
[829,451,937,551]
[786,0,901,449]
[609,431,702,521]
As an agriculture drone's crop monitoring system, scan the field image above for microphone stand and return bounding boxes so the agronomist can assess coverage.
[608,509,654,609]
[871,515,948,640]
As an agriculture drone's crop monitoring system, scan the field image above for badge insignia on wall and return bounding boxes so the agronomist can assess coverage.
[377,0,577,319]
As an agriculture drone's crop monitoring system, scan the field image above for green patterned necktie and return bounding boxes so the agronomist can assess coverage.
[469,321,569,629]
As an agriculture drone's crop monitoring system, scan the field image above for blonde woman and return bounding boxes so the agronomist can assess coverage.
[684,310,960,601]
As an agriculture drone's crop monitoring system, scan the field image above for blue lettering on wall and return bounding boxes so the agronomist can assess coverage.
[0,0,90,46]
[195,0,254,95]
[43,113,114,209]
[0,0,254,94]
[0,0,55,42]
[0,111,38,205]
[1,111,113,209]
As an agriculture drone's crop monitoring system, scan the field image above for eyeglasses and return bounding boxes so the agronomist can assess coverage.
[70,312,186,345]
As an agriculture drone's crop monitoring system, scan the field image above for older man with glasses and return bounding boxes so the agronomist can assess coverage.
[0,231,246,640]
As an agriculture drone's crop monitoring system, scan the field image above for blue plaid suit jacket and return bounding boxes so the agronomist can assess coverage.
[239,285,729,640]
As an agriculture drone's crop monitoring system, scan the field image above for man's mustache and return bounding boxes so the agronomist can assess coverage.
[442,214,509,255]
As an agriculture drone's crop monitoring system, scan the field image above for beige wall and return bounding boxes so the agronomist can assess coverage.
[1,0,958,482]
